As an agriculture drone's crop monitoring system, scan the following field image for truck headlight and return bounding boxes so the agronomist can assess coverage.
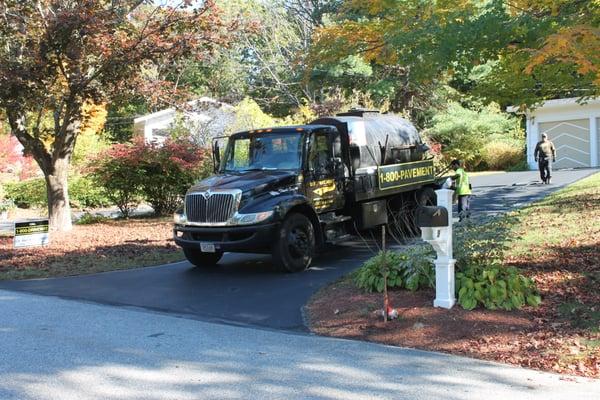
[173,212,187,224]
[230,211,273,225]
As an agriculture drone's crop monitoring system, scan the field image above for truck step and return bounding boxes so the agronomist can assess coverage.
[326,234,354,245]
[320,214,352,226]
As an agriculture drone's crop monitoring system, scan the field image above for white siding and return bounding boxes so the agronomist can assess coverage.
[519,97,600,170]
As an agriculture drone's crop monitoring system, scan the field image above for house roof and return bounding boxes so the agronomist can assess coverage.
[506,97,600,114]
[133,97,233,124]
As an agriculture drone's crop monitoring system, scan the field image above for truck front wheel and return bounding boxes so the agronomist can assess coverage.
[183,248,223,268]
[272,213,315,272]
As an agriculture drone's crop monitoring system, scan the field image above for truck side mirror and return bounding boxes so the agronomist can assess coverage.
[212,141,221,173]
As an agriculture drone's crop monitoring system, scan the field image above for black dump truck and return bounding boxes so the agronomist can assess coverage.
[174,110,441,272]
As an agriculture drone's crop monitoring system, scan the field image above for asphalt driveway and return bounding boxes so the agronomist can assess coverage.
[0,168,596,331]
[2,290,598,400]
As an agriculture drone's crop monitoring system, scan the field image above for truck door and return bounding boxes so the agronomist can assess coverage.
[305,130,345,212]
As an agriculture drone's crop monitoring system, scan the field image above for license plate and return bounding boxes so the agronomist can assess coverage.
[200,243,216,253]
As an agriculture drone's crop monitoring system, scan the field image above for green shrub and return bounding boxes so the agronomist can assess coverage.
[75,212,110,225]
[507,159,530,171]
[0,198,15,212]
[4,175,110,209]
[69,174,111,209]
[4,178,46,208]
[355,251,405,293]
[425,102,524,170]
[456,265,541,310]
[353,215,541,311]
[453,216,541,310]
[481,140,524,170]
[453,216,517,269]
[354,246,435,293]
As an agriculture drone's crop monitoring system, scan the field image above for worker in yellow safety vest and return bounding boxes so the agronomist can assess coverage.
[450,159,472,221]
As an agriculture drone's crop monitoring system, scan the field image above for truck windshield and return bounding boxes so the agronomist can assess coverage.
[221,132,303,172]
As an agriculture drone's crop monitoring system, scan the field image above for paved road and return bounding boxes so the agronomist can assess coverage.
[0,169,597,331]
[1,290,598,400]
[468,168,597,217]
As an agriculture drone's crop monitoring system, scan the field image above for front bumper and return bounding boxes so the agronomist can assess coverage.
[173,222,279,253]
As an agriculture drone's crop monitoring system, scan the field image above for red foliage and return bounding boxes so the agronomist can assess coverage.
[0,135,21,172]
[0,134,39,179]
[90,137,209,216]
[428,141,442,155]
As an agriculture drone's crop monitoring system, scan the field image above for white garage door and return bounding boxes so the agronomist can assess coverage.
[539,119,590,169]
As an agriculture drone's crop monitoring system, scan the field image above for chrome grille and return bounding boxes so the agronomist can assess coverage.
[185,191,238,223]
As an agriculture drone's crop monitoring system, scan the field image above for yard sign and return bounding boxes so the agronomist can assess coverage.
[14,219,50,248]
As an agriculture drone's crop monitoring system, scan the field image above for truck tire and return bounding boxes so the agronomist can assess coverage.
[272,213,315,272]
[183,248,223,268]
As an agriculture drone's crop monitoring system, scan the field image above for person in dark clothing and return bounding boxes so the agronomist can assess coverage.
[534,133,556,184]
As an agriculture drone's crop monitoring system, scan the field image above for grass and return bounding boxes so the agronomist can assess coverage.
[558,301,600,332]
[504,172,600,373]
[507,172,600,258]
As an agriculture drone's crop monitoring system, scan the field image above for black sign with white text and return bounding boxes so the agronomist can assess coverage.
[14,219,50,248]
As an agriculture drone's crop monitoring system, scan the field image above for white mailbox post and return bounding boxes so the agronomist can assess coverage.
[420,189,456,309]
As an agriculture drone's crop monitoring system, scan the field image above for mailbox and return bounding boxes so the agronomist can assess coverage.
[416,206,448,228]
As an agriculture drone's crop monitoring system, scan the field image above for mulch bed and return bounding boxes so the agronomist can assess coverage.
[307,231,600,379]
[0,218,182,280]
[308,176,600,378]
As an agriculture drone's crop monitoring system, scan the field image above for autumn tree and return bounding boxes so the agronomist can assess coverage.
[312,0,600,111]
[0,0,233,231]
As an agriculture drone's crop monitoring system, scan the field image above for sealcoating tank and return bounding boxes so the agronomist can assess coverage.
[310,110,429,170]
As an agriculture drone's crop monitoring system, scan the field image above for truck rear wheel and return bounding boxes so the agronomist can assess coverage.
[387,188,437,239]
[415,187,436,207]
[272,213,315,272]
[183,248,223,268]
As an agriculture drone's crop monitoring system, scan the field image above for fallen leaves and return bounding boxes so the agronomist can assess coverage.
[0,217,183,280]
[308,173,600,378]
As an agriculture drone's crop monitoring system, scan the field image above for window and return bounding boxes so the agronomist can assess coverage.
[308,132,331,175]
[223,132,303,172]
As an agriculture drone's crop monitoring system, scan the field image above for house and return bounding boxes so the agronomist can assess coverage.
[508,97,600,170]
[133,97,235,146]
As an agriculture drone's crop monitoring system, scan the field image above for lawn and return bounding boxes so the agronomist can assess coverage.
[0,217,184,280]
[308,172,600,378]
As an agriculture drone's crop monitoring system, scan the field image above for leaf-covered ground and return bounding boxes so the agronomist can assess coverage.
[0,217,183,280]
[308,173,600,378]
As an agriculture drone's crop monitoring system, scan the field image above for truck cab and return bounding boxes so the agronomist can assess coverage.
[174,112,438,272]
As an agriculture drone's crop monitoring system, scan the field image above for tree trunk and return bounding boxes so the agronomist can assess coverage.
[7,109,78,232]
[45,157,72,232]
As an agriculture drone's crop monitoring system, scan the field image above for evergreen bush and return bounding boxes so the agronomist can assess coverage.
[425,102,524,170]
